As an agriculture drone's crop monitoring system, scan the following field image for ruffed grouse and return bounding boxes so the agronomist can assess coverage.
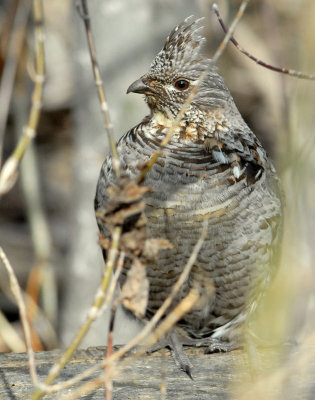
[95,16,283,375]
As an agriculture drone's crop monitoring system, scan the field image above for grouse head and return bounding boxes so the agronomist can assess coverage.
[127,16,230,119]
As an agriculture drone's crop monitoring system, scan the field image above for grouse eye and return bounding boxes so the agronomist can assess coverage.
[174,79,190,90]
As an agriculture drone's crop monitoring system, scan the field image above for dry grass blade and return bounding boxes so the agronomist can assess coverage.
[76,0,120,178]
[213,2,315,80]
[0,0,45,195]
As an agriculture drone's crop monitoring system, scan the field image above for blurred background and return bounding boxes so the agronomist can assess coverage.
[0,0,314,370]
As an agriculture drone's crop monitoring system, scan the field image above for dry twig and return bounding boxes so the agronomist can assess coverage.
[0,0,32,164]
[76,0,120,178]
[212,0,251,63]
[0,0,45,195]
[213,2,315,80]
[104,253,124,400]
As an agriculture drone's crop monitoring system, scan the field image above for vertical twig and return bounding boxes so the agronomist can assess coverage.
[13,90,57,329]
[0,0,45,195]
[0,0,32,165]
[76,0,120,178]
[104,252,124,400]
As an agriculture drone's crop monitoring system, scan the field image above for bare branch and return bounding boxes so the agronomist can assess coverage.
[213,2,315,80]
[212,0,251,63]
[0,0,46,195]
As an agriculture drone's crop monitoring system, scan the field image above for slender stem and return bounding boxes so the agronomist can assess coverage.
[0,0,32,165]
[0,0,45,195]
[77,0,120,178]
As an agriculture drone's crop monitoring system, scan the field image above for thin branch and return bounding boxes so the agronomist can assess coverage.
[99,251,124,318]
[213,2,315,80]
[104,253,124,400]
[0,0,45,195]
[76,0,120,178]
[212,0,251,63]
[13,92,57,327]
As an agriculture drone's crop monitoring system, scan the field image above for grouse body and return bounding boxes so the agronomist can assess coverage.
[95,16,283,372]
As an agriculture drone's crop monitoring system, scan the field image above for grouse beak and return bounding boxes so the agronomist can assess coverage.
[127,78,156,95]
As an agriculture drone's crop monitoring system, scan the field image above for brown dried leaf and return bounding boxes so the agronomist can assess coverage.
[107,178,152,206]
[98,233,110,250]
[120,259,149,319]
[143,238,173,261]
[111,201,146,226]
[120,230,147,256]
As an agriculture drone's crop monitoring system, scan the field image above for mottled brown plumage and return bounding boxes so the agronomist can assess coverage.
[95,16,283,375]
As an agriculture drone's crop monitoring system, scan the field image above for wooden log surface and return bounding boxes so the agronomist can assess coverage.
[0,345,315,399]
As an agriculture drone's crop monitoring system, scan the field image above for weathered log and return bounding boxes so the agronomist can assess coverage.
[0,346,314,399]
